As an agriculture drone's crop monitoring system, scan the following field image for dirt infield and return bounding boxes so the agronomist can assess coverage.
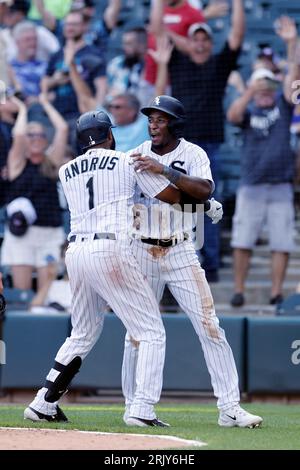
[0,427,205,450]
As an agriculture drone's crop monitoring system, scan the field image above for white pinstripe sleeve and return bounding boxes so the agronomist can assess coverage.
[124,150,169,198]
[135,171,169,198]
[189,146,215,192]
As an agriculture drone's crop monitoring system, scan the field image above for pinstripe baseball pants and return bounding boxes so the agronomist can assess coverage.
[122,239,240,411]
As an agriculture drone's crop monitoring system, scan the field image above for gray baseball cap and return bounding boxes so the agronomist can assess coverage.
[188,22,213,39]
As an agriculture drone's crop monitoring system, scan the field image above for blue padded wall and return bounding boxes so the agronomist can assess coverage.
[247,318,300,393]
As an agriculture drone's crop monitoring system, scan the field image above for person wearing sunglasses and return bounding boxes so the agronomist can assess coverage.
[1,93,68,311]
[108,93,149,152]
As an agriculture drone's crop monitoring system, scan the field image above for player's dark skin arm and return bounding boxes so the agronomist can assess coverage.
[155,185,182,204]
[131,154,212,201]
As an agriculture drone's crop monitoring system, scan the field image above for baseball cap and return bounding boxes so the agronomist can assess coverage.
[71,0,94,10]
[8,211,28,237]
[258,47,274,60]
[6,197,37,237]
[187,22,213,39]
[250,68,280,84]
[8,1,30,15]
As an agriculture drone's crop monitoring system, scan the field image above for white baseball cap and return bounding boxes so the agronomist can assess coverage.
[250,68,279,84]
[188,22,213,40]
[6,197,37,225]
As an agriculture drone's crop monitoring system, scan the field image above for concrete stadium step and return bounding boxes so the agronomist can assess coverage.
[251,245,300,258]
[215,303,276,316]
[221,227,300,241]
[219,266,300,282]
[209,280,298,304]
[222,255,300,268]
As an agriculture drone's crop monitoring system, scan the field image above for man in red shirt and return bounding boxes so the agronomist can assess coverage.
[145,0,228,85]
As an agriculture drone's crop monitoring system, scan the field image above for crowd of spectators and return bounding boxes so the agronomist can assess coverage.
[0,0,300,311]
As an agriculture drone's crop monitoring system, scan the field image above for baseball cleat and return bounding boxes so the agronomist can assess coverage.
[124,416,170,427]
[24,405,68,423]
[218,405,263,428]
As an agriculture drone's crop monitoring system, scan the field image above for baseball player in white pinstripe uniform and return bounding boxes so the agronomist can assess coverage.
[24,110,186,426]
[122,96,263,428]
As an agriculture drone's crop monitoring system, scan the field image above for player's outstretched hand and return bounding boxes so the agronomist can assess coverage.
[205,198,223,224]
[130,153,164,174]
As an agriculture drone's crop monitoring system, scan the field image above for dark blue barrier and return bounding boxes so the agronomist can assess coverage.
[247,318,300,393]
[72,313,126,389]
[73,314,246,392]
[162,315,246,391]
[8,313,300,394]
[1,311,71,388]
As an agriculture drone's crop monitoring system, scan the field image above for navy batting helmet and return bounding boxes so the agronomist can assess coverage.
[141,95,186,137]
[76,110,115,151]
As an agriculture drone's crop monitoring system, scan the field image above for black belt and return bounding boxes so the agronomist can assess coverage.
[140,234,188,248]
[69,233,116,242]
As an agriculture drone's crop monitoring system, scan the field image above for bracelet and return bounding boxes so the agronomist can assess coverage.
[162,165,181,184]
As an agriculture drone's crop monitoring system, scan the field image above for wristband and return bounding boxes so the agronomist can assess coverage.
[162,165,181,184]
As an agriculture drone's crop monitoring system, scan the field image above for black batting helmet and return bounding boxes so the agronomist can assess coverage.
[76,110,115,151]
[141,95,186,137]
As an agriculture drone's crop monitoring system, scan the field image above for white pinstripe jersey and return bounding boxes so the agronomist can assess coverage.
[131,138,214,239]
[58,148,169,237]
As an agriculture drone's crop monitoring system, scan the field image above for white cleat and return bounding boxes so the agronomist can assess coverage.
[24,405,68,423]
[124,416,170,427]
[218,405,263,428]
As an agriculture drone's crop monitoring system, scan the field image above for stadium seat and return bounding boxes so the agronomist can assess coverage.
[276,294,300,316]
[270,0,300,21]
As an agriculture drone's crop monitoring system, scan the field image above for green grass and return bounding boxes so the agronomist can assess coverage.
[0,403,299,450]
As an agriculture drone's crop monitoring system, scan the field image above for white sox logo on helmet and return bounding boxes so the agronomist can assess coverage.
[89,135,96,145]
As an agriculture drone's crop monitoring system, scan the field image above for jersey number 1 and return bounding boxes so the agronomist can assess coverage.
[86,177,94,210]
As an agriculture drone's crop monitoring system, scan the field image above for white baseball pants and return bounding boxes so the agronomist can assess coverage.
[122,239,240,411]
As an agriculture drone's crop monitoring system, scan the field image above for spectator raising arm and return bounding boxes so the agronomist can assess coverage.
[275,16,300,103]
[41,70,70,95]
[94,75,107,108]
[7,97,28,180]
[203,1,228,20]
[149,35,173,96]
[226,83,255,125]
[103,0,121,31]
[228,0,245,51]
[64,40,96,113]
[149,0,164,37]
[32,0,57,32]
[39,93,68,168]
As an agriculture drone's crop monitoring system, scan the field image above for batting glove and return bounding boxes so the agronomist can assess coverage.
[205,198,223,224]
